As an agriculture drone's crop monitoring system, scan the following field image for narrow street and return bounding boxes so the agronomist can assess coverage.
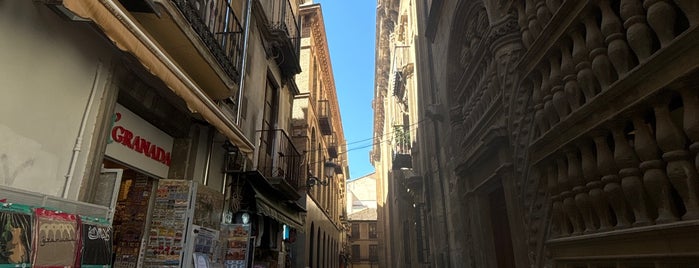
[2,0,699,267]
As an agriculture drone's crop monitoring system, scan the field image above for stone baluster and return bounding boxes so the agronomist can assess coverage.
[527,0,542,38]
[566,148,597,233]
[547,161,570,236]
[583,12,615,90]
[644,0,677,47]
[570,27,600,103]
[536,0,553,27]
[549,52,571,119]
[540,65,560,127]
[560,39,582,111]
[593,130,633,228]
[673,0,699,25]
[547,0,561,14]
[677,88,699,173]
[610,121,653,226]
[580,139,614,230]
[631,113,678,223]
[517,2,533,48]
[599,0,634,76]
[557,156,584,235]
[531,76,549,136]
[654,95,699,219]
[621,0,655,61]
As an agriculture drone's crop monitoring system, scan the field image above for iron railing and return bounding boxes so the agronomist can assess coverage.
[257,129,303,189]
[258,0,301,58]
[325,133,338,158]
[172,0,244,82]
[318,100,332,135]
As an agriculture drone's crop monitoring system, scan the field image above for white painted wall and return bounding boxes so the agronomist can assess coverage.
[0,2,116,198]
[346,173,378,213]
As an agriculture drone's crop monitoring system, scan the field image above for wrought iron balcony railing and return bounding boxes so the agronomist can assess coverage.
[318,100,332,135]
[257,0,301,76]
[325,133,338,159]
[257,129,303,190]
[171,0,244,82]
[392,124,412,170]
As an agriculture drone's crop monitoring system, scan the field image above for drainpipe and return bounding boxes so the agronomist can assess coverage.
[202,126,215,186]
[235,0,254,125]
[63,62,103,198]
[418,3,452,267]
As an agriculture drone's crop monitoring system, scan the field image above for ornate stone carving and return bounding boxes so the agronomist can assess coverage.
[644,0,677,47]
[621,0,654,61]
[631,112,679,223]
[610,121,653,226]
[653,95,699,219]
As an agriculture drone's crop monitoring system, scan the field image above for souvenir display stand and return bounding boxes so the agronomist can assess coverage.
[143,179,224,268]
[0,185,113,268]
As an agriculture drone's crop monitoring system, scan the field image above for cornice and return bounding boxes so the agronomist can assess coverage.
[301,4,347,147]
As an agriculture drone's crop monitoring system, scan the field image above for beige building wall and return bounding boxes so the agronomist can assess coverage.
[0,2,118,198]
[348,209,379,268]
[346,173,377,214]
[292,2,350,268]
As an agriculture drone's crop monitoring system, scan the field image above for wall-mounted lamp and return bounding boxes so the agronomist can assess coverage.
[306,162,339,188]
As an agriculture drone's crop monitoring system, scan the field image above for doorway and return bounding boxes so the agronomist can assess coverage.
[103,159,158,267]
[488,186,515,268]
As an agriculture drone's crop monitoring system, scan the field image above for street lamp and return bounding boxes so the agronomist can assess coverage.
[306,162,338,188]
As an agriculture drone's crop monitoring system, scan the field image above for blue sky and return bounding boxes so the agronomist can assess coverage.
[315,0,376,180]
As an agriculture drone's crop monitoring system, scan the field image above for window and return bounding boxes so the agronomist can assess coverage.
[369,222,377,238]
[352,245,361,262]
[351,223,360,238]
[369,245,378,261]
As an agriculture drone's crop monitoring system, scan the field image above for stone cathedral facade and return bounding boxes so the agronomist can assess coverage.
[374,0,699,267]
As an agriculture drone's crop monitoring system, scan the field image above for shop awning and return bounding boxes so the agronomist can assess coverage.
[253,188,305,231]
[61,0,253,153]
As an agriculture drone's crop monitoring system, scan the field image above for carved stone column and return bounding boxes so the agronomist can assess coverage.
[570,27,600,103]
[593,130,633,228]
[631,112,678,223]
[549,53,571,119]
[673,0,699,26]
[526,0,542,39]
[536,0,552,27]
[531,76,549,135]
[653,95,699,220]
[566,148,597,233]
[583,12,615,90]
[644,0,677,47]
[610,121,653,226]
[677,88,699,176]
[599,0,633,76]
[621,0,654,61]
[579,139,613,230]
[517,2,533,48]
[559,39,582,111]
[547,161,570,236]
[540,65,560,127]
[558,156,584,235]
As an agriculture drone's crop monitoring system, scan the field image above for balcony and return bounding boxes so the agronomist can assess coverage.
[392,125,412,170]
[318,100,332,135]
[257,129,303,200]
[325,133,338,158]
[255,0,301,78]
[119,0,244,100]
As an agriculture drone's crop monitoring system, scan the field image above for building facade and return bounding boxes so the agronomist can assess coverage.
[348,208,379,268]
[374,0,699,267]
[291,2,350,268]
[347,173,378,214]
[1,0,307,267]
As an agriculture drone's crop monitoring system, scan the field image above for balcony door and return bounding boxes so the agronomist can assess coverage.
[260,76,279,176]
